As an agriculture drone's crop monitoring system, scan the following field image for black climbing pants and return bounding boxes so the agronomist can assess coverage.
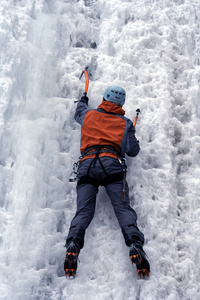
[66,157,144,248]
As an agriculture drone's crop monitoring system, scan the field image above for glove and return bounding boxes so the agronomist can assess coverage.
[80,95,89,104]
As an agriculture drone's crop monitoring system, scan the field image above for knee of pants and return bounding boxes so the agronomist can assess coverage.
[114,206,138,228]
[75,206,95,225]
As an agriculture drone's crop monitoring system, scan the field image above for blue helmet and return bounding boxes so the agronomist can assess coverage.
[103,85,126,106]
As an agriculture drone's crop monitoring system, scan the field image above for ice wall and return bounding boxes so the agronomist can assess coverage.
[0,0,199,299]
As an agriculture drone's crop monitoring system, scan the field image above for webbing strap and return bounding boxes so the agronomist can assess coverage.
[80,145,122,160]
[77,173,124,187]
[85,145,120,178]
[103,173,124,186]
[86,146,108,177]
[77,176,99,187]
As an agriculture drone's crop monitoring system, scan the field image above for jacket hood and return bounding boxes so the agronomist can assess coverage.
[97,100,125,115]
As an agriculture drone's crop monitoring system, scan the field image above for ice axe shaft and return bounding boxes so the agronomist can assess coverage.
[79,66,89,96]
[133,109,141,127]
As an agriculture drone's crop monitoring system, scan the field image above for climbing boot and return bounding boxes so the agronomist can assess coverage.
[64,241,80,278]
[129,243,150,277]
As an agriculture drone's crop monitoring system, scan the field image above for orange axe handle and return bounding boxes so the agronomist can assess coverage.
[133,109,141,127]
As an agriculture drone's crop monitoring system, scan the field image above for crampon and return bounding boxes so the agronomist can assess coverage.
[64,242,79,278]
[64,252,77,278]
[129,243,150,278]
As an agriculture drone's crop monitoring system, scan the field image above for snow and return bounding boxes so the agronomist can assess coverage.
[0,0,200,299]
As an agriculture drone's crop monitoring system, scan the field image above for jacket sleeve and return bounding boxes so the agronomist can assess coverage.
[125,123,140,157]
[74,98,90,125]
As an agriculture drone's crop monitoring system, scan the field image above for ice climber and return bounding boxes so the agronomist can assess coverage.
[64,85,150,278]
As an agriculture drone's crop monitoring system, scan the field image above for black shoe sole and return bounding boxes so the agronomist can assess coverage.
[64,252,78,278]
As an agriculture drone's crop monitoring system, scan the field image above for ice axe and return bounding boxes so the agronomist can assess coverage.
[79,66,89,97]
[133,109,141,127]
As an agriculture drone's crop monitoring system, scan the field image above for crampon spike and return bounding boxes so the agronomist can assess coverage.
[137,268,150,278]
[129,253,142,265]
[65,268,76,278]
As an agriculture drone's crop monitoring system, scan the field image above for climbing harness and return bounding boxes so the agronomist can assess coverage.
[69,145,128,201]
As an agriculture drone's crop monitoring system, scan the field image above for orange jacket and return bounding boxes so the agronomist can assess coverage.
[75,99,140,159]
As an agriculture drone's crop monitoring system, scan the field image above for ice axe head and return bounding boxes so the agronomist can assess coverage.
[79,66,89,80]
[136,108,141,116]
[133,108,141,127]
